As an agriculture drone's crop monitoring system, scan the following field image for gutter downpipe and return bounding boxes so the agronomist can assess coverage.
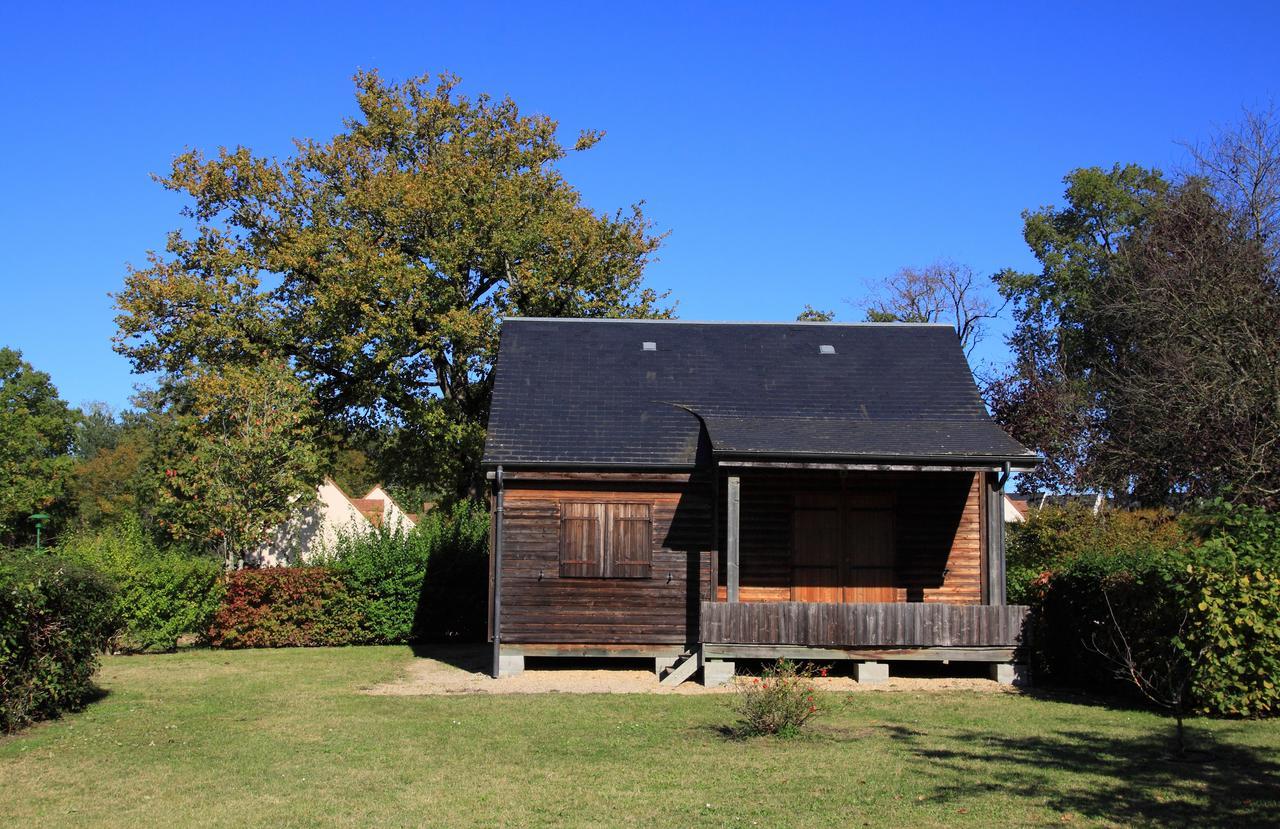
[491,465,505,678]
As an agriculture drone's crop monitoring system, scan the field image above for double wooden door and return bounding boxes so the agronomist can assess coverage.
[792,493,896,603]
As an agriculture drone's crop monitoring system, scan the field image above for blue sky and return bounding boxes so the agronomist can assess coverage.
[2,2,1278,411]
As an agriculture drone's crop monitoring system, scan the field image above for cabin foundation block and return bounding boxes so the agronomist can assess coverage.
[702,659,736,687]
[855,661,889,684]
[654,656,678,678]
[991,662,1028,686]
[495,651,525,678]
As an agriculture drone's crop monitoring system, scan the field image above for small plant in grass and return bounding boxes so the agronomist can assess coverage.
[730,659,827,737]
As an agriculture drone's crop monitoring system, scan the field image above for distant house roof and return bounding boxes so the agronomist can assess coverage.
[482,318,1038,469]
[1018,492,1107,514]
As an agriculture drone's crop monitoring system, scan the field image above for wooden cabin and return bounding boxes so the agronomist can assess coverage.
[482,318,1039,685]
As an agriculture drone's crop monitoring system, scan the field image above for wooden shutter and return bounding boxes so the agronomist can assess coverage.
[559,503,603,577]
[607,503,652,578]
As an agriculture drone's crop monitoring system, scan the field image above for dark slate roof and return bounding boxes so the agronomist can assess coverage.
[482,319,1038,469]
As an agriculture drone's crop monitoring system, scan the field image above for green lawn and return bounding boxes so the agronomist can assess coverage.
[2,648,1277,828]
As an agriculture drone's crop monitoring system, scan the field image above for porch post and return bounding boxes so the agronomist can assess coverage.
[726,475,740,602]
[985,472,1007,606]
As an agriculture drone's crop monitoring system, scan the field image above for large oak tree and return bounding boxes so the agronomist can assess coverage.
[116,71,670,499]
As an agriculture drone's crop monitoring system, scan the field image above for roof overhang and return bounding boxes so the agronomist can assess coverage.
[482,452,1041,475]
[715,451,1039,472]
[482,460,697,473]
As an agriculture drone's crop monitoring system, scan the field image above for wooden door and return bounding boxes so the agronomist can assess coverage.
[843,507,896,602]
[792,495,896,603]
[792,504,842,602]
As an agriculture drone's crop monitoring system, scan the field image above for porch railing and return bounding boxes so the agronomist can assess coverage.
[700,601,1028,649]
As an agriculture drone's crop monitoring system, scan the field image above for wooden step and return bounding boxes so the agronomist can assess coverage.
[659,650,700,687]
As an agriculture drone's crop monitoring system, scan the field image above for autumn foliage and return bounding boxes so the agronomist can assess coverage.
[209,568,365,648]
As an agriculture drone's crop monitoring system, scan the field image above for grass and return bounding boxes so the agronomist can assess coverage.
[2,648,1278,827]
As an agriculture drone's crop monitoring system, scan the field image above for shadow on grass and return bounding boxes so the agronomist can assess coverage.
[703,722,868,744]
[408,642,490,674]
[883,721,1280,825]
[1,686,111,741]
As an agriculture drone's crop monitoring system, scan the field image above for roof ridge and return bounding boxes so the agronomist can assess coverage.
[503,317,954,327]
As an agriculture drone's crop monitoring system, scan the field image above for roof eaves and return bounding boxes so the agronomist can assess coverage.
[480,459,699,471]
[713,449,1042,468]
[501,317,955,328]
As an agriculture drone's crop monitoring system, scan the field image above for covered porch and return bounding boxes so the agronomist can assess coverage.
[698,461,1030,685]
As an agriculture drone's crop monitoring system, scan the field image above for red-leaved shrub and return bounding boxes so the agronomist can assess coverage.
[209,568,367,648]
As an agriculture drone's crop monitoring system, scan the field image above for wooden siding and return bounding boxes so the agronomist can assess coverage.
[494,468,995,649]
[497,472,713,645]
[701,601,1028,648]
[716,470,984,604]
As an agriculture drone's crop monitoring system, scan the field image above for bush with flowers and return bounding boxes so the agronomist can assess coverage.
[730,658,827,737]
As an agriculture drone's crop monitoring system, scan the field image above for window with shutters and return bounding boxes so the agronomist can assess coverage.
[558,502,652,578]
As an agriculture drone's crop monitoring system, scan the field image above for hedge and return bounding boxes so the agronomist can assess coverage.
[410,500,489,641]
[57,518,223,652]
[1012,501,1280,718]
[209,567,365,648]
[211,500,490,648]
[323,525,433,644]
[1180,502,1280,717]
[1,551,118,733]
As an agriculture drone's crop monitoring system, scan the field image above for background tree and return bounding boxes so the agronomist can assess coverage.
[152,360,324,569]
[862,260,1004,355]
[990,164,1168,493]
[993,131,1280,507]
[68,405,166,531]
[73,402,123,460]
[795,305,835,321]
[115,71,670,501]
[1184,103,1280,256]
[1089,181,1280,506]
[329,446,380,499]
[0,348,78,545]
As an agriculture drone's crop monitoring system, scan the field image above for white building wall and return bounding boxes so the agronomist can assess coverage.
[363,484,417,532]
[247,479,382,566]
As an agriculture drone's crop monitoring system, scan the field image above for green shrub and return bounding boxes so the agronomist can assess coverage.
[730,659,826,738]
[1006,505,1184,604]
[413,501,489,641]
[323,525,432,644]
[209,567,365,648]
[1,551,118,732]
[1026,546,1189,697]
[1180,501,1280,717]
[57,518,223,652]
[1016,501,1280,718]
[318,500,489,643]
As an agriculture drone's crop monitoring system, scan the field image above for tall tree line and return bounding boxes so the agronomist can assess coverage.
[990,109,1280,508]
